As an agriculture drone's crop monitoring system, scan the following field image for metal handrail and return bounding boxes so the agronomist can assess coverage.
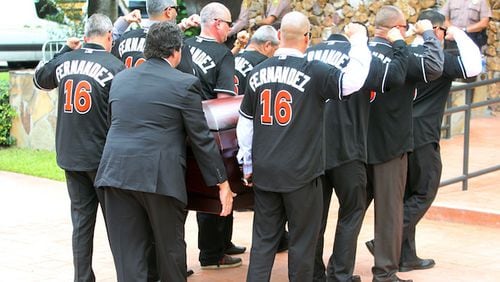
[41,40,66,63]
[440,76,500,190]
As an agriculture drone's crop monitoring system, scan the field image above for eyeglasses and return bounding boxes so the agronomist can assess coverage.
[433,26,447,32]
[304,31,312,39]
[392,23,409,31]
[214,18,233,27]
[164,6,178,12]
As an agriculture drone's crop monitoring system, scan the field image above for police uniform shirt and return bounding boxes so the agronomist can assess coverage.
[413,51,468,148]
[112,25,195,74]
[306,34,408,169]
[440,0,492,29]
[34,43,125,171]
[239,49,345,192]
[234,50,268,95]
[185,36,236,100]
[366,30,443,165]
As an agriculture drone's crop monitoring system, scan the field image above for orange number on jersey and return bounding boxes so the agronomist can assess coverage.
[260,89,293,126]
[275,90,292,125]
[234,75,239,95]
[124,56,146,68]
[63,79,92,114]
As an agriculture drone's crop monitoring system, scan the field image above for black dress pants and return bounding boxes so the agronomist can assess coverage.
[65,170,105,282]
[247,177,323,282]
[104,187,187,282]
[197,212,233,264]
[313,160,368,282]
[401,143,441,262]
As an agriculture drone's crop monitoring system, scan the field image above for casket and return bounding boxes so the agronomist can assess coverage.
[186,95,254,213]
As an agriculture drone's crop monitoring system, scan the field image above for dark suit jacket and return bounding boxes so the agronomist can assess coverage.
[95,57,227,205]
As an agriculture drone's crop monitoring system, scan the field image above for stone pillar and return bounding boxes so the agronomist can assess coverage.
[9,70,57,151]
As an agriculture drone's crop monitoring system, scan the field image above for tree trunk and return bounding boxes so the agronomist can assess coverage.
[88,0,118,22]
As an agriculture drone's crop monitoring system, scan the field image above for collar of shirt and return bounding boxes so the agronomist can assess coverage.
[274,48,304,57]
[196,35,217,42]
[162,58,175,67]
[82,42,106,51]
[327,33,349,42]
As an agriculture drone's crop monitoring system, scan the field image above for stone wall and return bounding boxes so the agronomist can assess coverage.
[9,70,57,150]
[288,0,499,111]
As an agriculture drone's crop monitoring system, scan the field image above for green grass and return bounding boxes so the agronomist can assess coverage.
[0,147,65,181]
[0,71,8,82]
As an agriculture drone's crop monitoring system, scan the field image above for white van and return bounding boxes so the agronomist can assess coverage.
[0,0,69,67]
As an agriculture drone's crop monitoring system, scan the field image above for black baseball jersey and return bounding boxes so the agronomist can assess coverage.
[239,54,345,192]
[234,50,268,95]
[33,43,125,171]
[367,31,443,164]
[112,26,195,74]
[306,34,408,169]
[185,36,236,100]
[413,51,467,148]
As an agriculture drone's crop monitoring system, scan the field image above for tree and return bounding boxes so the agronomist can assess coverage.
[88,0,117,21]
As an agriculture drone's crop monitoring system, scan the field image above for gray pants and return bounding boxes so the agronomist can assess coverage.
[65,170,105,282]
[366,154,408,282]
[247,177,323,282]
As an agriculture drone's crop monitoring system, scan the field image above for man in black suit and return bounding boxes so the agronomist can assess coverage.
[94,22,234,282]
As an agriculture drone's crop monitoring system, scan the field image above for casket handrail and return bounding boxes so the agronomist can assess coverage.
[202,96,243,131]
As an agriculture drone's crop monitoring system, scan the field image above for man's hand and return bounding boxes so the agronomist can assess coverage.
[444,26,460,41]
[344,23,368,42]
[180,14,201,30]
[242,173,253,187]
[414,19,433,35]
[387,27,404,43]
[124,9,142,24]
[237,30,249,46]
[66,37,82,50]
[233,30,249,52]
[218,181,234,216]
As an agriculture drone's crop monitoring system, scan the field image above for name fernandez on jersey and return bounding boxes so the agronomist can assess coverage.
[190,46,216,74]
[118,37,146,57]
[248,65,311,92]
[55,59,114,87]
[306,49,349,70]
[235,56,254,77]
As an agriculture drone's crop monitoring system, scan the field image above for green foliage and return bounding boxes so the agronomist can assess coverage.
[177,0,200,37]
[0,148,65,181]
[37,0,85,37]
[0,80,16,147]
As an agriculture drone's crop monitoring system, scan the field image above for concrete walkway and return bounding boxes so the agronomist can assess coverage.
[1,116,499,281]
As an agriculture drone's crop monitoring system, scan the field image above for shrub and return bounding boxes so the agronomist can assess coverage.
[0,80,16,146]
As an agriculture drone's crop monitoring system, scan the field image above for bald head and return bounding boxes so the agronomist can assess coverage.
[280,11,310,42]
[200,2,231,26]
[375,5,405,28]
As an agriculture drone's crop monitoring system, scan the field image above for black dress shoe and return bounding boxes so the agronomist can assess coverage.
[393,276,412,282]
[351,274,361,282]
[187,269,194,276]
[399,258,435,272]
[365,239,374,255]
[277,231,289,253]
[225,243,246,255]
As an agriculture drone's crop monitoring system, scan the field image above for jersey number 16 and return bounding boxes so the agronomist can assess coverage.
[260,89,292,126]
[63,79,92,114]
